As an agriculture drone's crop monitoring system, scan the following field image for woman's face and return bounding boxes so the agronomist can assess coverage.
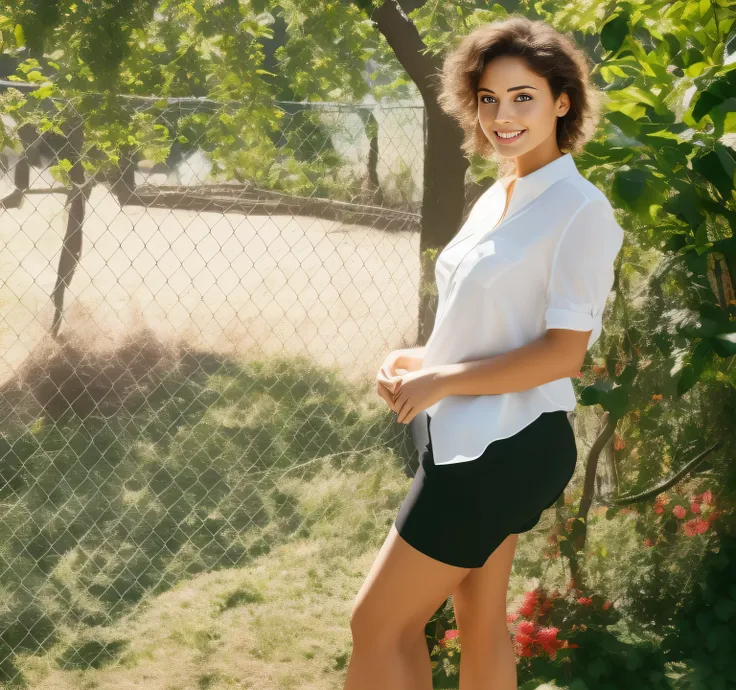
[476,55,570,161]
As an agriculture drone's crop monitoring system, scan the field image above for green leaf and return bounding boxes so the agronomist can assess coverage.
[14,23,24,47]
[693,148,735,201]
[612,168,654,215]
[692,69,736,121]
[601,12,629,54]
[677,340,712,396]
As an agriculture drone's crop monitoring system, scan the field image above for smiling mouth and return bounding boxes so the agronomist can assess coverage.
[494,129,526,142]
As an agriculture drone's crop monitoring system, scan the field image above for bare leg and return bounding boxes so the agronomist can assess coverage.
[404,631,434,690]
[458,621,517,690]
[452,533,520,690]
[343,524,472,689]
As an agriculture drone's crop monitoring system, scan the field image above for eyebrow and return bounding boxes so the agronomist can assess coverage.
[477,85,538,94]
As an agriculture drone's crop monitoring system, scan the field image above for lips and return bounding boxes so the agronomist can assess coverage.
[494,129,526,142]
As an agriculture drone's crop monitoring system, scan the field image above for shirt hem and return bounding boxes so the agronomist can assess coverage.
[431,402,575,467]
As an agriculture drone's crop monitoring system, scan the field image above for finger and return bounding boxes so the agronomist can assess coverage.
[381,378,398,397]
[395,398,408,422]
[377,374,397,396]
[376,380,391,402]
[376,382,398,411]
[398,405,414,425]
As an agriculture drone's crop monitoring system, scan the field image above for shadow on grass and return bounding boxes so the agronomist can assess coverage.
[0,326,415,684]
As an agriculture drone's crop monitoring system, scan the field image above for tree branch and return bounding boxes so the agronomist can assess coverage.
[600,440,722,506]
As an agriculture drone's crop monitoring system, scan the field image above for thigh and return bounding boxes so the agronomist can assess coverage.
[350,523,473,646]
[451,532,519,638]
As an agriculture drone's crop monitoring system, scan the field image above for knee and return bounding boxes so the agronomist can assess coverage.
[350,607,388,644]
[349,606,416,651]
[349,605,377,643]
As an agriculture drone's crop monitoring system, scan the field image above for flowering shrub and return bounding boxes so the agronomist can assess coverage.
[427,581,669,689]
[507,583,669,689]
[644,487,728,547]
[425,597,462,682]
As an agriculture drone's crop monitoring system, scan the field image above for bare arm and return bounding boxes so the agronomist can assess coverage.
[432,329,588,397]
[395,346,426,373]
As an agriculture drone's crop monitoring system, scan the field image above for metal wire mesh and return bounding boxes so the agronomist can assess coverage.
[0,88,428,682]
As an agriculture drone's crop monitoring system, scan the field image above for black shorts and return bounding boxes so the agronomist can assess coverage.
[394,410,577,568]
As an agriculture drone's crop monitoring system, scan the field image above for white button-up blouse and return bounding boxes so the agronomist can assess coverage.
[418,152,624,467]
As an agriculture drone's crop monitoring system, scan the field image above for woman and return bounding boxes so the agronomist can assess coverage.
[344,15,624,690]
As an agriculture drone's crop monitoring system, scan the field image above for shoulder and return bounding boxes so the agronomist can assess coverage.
[552,193,623,260]
[557,174,612,208]
[559,178,622,236]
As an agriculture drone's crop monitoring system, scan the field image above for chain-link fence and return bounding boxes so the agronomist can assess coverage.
[0,87,429,685]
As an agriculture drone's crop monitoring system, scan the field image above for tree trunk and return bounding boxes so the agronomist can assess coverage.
[369,0,471,346]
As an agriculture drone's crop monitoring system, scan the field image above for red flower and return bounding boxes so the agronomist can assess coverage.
[536,627,563,656]
[690,501,701,514]
[683,518,710,536]
[518,602,535,617]
[577,597,593,606]
[517,620,535,634]
[506,612,519,623]
[592,364,608,379]
[522,590,539,604]
[515,632,534,646]
[443,629,459,640]
[673,505,686,519]
[536,627,559,643]
[602,601,612,610]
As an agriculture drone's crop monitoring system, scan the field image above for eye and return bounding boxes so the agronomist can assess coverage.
[479,94,532,104]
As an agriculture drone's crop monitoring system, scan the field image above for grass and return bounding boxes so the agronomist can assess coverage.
[0,325,416,688]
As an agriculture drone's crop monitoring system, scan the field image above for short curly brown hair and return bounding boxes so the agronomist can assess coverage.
[435,15,604,178]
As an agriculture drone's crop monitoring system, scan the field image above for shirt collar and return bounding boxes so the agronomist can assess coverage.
[500,152,580,218]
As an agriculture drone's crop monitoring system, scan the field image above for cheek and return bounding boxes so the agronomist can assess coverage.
[523,105,554,126]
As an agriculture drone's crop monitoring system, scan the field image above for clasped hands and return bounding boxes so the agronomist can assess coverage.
[375,355,446,426]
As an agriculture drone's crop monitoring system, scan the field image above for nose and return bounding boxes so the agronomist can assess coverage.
[494,101,518,125]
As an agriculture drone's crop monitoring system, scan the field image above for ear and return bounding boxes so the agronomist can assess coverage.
[558,92,571,117]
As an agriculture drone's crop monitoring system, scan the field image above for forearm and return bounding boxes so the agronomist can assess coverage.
[396,346,426,372]
[433,333,578,397]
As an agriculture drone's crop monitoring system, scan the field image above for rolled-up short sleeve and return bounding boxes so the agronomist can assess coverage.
[545,199,624,350]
